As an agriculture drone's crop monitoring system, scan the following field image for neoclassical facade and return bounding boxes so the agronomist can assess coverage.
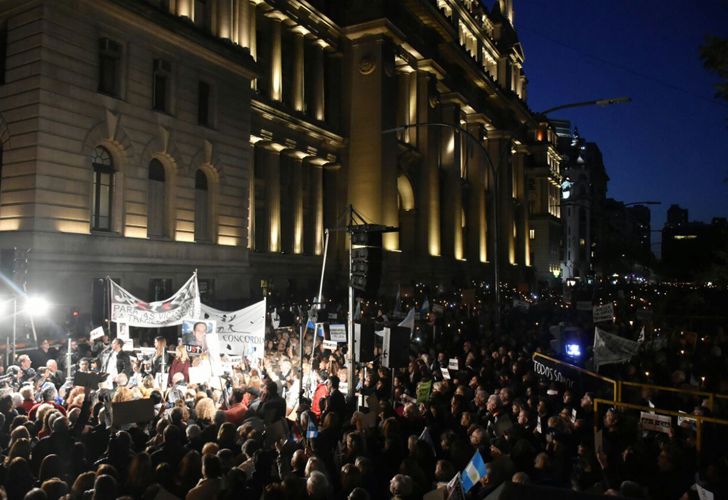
[0,0,546,329]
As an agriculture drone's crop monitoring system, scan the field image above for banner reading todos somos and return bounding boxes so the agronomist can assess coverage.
[201,299,266,359]
[110,274,201,328]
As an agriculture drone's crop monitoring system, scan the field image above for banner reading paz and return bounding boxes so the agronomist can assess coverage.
[201,299,266,359]
[110,274,201,328]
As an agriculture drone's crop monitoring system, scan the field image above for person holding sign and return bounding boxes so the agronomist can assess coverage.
[167,344,190,387]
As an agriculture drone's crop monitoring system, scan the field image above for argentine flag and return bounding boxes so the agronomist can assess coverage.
[306,418,318,439]
[421,296,430,313]
[316,323,325,337]
[460,450,487,492]
[306,319,316,330]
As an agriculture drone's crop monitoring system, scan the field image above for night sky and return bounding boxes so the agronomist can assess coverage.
[512,0,728,253]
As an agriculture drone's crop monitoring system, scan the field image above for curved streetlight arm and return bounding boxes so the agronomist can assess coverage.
[539,96,631,116]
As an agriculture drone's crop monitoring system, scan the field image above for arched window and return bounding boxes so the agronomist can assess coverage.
[195,169,210,242]
[91,146,114,231]
[147,159,166,238]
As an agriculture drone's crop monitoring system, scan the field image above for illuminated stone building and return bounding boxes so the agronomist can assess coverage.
[526,121,562,285]
[556,124,608,283]
[0,0,540,329]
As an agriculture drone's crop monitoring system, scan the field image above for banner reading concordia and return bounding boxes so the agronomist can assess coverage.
[200,299,266,359]
[110,274,201,328]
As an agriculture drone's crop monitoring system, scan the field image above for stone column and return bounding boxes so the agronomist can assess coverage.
[311,162,324,255]
[487,133,515,271]
[414,70,440,257]
[270,17,282,101]
[264,147,281,252]
[312,42,325,121]
[513,150,530,266]
[217,0,232,39]
[347,34,398,250]
[467,122,487,264]
[293,30,305,112]
[292,156,304,254]
[439,102,463,259]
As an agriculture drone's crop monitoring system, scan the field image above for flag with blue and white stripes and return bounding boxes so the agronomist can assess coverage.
[460,450,487,492]
[306,418,318,439]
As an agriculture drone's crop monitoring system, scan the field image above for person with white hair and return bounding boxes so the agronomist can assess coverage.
[306,470,329,500]
[389,474,413,499]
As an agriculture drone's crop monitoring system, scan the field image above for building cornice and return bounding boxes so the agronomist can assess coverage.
[251,99,345,149]
[102,0,258,80]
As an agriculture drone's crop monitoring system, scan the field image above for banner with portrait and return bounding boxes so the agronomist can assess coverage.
[200,299,266,359]
[109,273,201,327]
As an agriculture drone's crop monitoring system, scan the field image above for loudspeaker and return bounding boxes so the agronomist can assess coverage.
[354,321,375,363]
[382,326,409,368]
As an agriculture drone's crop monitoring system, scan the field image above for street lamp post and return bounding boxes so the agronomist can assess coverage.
[539,96,631,116]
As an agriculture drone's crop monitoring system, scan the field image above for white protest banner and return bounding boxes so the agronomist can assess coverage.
[440,367,451,380]
[90,326,105,341]
[593,327,639,370]
[110,274,201,327]
[448,358,459,370]
[323,340,338,351]
[592,303,615,323]
[201,299,266,359]
[329,324,347,343]
[576,301,593,312]
[639,411,671,434]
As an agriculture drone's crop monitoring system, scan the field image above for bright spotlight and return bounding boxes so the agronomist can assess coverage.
[565,343,582,358]
[26,296,51,316]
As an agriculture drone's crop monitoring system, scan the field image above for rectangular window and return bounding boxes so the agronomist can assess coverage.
[152,59,171,112]
[149,278,173,301]
[198,81,210,126]
[98,38,122,97]
[92,165,113,231]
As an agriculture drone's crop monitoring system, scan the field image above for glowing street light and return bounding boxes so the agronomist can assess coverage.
[25,295,51,316]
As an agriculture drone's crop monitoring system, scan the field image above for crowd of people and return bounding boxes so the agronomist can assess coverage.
[0,284,727,500]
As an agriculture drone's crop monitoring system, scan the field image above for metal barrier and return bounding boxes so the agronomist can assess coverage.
[593,398,728,454]
[618,380,715,411]
[532,353,618,400]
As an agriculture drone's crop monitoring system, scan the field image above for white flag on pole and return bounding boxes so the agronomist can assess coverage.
[593,326,639,370]
[398,308,416,331]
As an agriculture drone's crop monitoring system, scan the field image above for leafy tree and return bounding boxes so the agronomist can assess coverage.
[701,35,728,103]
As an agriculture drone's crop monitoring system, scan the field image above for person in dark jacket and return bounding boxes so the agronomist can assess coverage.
[258,381,286,424]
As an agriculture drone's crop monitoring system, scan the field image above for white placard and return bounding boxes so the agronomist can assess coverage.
[440,367,451,380]
[448,358,459,370]
[593,303,615,323]
[116,323,130,341]
[122,338,133,351]
[323,340,338,351]
[90,326,105,341]
[639,411,671,433]
[330,324,347,343]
